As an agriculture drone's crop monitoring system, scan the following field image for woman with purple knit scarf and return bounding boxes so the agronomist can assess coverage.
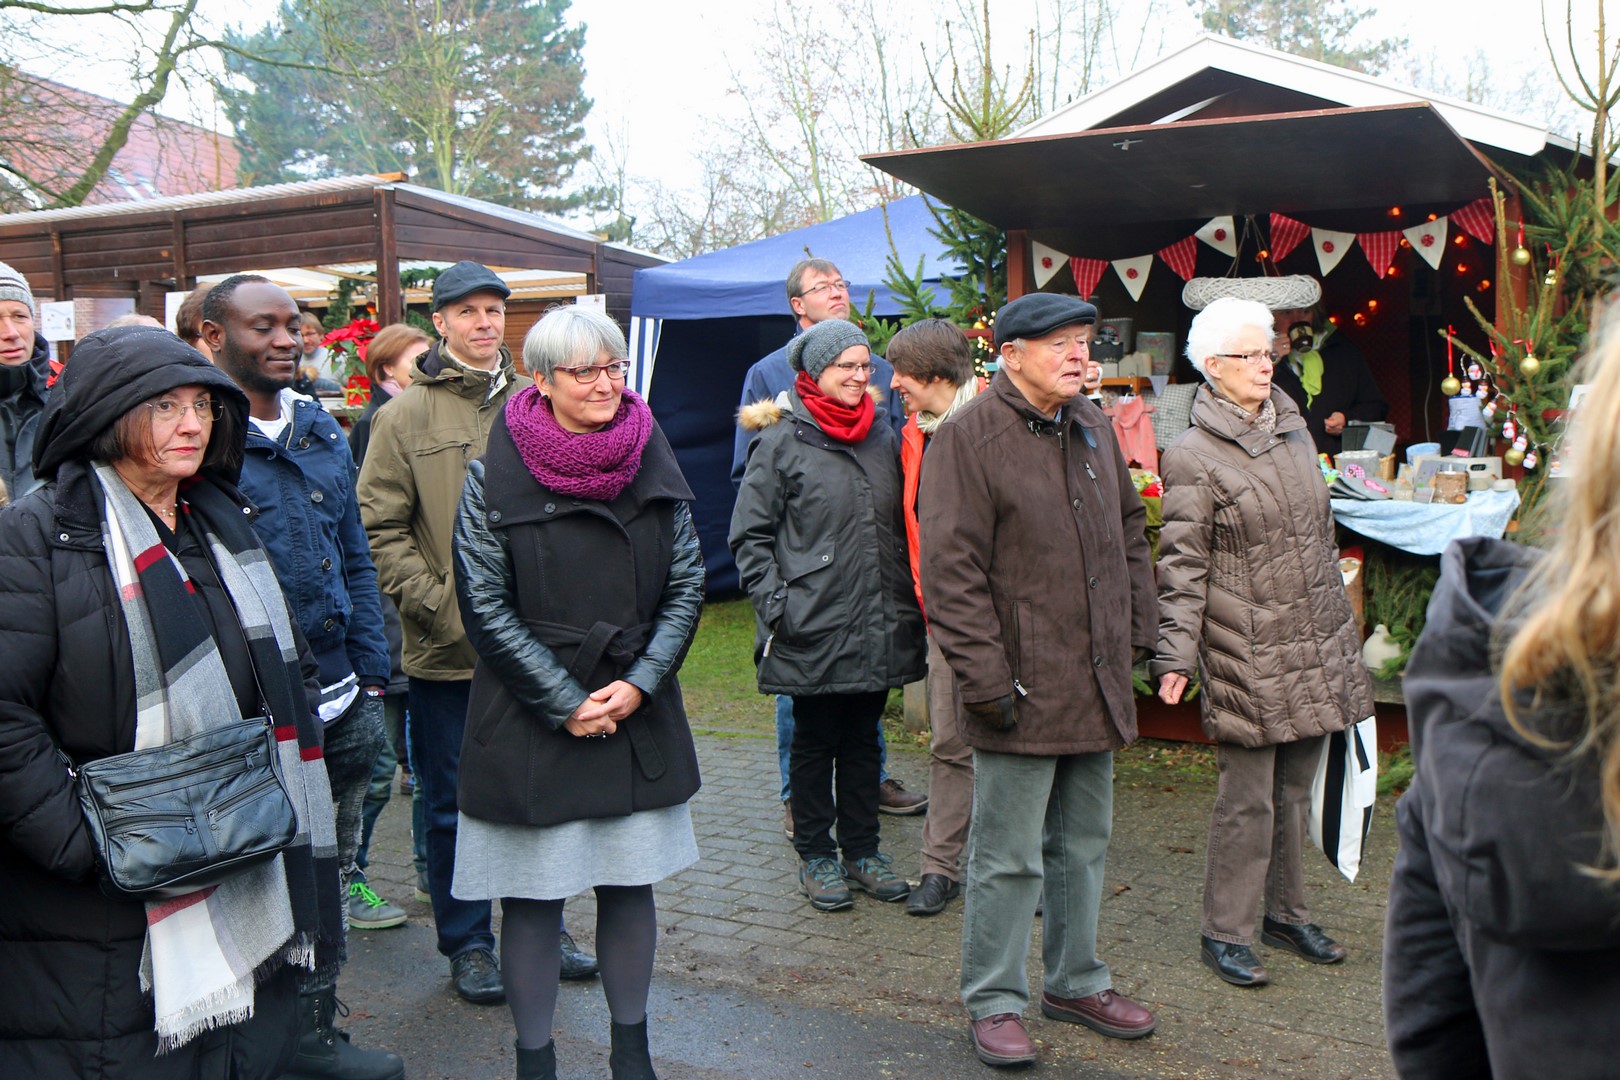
[450,306,704,1080]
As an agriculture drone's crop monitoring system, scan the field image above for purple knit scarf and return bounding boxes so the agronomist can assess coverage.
[505,384,654,501]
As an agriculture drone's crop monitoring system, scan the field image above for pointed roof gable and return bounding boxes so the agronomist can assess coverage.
[1015,35,1567,162]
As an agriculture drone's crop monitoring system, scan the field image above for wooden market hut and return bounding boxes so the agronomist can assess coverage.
[862,35,1585,745]
[0,173,663,356]
[864,33,1570,460]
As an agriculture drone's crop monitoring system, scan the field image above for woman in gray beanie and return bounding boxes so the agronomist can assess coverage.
[730,318,927,914]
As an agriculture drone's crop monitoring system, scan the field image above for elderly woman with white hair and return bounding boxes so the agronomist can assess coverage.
[1151,296,1373,989]
[451,305,704,1080]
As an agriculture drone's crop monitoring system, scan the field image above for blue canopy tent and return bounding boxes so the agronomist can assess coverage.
[629,195,963,594]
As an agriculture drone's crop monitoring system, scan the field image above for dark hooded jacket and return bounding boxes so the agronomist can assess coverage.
[0,326,317,1078]
[1385,537,1620,1079]
[1270,326,1387,456]
[0,331,51,500]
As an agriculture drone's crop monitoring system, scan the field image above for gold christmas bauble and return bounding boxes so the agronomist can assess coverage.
[1519,354,1542,377]
[1510,246,1532,267]
[1440,375,1461,397]
[1503,447,1525,467]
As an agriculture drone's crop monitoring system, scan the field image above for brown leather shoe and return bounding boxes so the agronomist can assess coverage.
[968,1013,1036,1067]
[878,777,928,815]
[1039,989,1157,1040]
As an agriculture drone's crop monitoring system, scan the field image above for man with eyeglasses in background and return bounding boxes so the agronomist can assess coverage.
[359,263,599,1012]
[203,275,406,1080]
[731,258,925,840]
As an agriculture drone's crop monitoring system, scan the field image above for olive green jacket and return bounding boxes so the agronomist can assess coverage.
[358,340,530,680]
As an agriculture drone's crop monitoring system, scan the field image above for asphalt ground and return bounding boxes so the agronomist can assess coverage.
[339,729,1398,1079]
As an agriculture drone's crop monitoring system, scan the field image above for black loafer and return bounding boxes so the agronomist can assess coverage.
[1261,918,1347,964]
[559,929,599,980]
[451,947,505,1004]
[1200,936,1268,987]
[905,873,960,916]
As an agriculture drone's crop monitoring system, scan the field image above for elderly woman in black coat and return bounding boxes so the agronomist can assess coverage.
[0,326,338,1078]
[452,306,703,1080]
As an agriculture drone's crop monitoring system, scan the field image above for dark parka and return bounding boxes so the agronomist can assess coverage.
[1151,384,1372,747]
[452,413,704,827]
[918,372,1157,755]
[729,391,926,697]
[1386,537,1620,1080]
[0,329,318,1078]
[0,331,51,499]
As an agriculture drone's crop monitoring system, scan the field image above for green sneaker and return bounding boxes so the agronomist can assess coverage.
[842,853,911,902]
[347,879,408,930]
[800,856,854,912]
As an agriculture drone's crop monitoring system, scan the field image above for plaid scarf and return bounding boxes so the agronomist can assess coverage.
[93,462,341,1051]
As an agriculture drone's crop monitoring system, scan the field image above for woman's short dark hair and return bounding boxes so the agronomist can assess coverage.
[887,319,975,386]
[174,285,210,346]
[86,390,242,476]
[365,323,431,386]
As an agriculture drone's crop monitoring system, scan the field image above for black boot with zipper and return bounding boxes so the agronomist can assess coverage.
[515,1039,556,1080]
[609,1018,657,1079]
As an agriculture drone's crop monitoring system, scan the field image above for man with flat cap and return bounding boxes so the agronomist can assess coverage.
[918,292,1160,1068]
[359,262,597,1006]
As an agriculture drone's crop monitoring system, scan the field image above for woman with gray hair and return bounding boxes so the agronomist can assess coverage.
[452,305,705,1079]
[1151,296,1373,988]
[730,317,926,915]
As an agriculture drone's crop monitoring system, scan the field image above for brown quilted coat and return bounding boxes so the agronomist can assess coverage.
[1150,384,1373,747]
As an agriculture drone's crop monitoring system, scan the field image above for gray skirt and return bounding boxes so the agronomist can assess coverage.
[452,803,699,901]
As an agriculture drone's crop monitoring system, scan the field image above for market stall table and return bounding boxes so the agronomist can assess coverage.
[1330,488,1521,555]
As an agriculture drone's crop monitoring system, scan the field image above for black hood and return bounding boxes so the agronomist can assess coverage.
[32,325,249,483]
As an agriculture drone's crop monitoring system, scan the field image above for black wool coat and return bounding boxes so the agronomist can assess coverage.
[453,412,704,827]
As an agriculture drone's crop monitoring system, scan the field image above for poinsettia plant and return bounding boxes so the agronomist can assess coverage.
[320,317,380,382]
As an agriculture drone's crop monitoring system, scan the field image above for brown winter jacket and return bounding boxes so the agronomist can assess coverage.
[918,371,1158,756]
[1151,384,1373,747]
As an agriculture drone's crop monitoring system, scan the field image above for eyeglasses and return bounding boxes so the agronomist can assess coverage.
[829,361,875,375]
[1213,350,1274,365]
[146,398,222,422]
[797,279,850,299]
[554,360,630,383]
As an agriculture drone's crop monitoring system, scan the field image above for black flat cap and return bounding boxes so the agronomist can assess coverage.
[432,261,511,310]
[993,293,1098,348]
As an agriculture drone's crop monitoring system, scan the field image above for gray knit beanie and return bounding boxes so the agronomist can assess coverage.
[0,261,33,313]
[788,318,869,380]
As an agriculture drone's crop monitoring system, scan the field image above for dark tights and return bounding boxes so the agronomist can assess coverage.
[503,885,658,1050]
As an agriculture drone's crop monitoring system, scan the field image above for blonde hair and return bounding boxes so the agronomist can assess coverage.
[1499,306,1620,878]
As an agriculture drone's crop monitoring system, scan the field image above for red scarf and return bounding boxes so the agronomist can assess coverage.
[794,370,875,444]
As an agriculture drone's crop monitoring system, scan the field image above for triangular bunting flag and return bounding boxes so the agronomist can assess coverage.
[1195,216,1237,257]
[1157,236,1198,281]
[1312,228,1356,275]
[1070,257,1107,299]
[1031,240,1067,288]
[1403,217,1449,270]
[1451,198,1496,245]
[1358,230,1402,278]
[1269,213,1310,262]
[1113,255,1154,302]
[1148,374,1169,397]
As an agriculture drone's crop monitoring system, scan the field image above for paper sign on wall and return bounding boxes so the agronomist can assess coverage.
[40,301,75,341]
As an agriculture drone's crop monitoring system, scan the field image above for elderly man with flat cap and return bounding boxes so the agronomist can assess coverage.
[919,292,1160,1068]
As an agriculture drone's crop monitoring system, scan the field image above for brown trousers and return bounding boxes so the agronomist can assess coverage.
[1201,735,1326,944]
[918,634,975,880]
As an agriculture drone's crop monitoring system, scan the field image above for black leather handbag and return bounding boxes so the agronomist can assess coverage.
[65,716,298,899]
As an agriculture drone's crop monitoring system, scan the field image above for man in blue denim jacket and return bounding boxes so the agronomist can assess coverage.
[204,276,405,1080]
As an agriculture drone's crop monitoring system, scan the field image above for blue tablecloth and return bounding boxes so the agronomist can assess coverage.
[1330,489,1521,555]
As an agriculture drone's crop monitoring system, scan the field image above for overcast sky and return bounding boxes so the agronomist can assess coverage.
[24,0,1601,230]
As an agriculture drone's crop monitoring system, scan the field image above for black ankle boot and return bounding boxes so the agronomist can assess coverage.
[515,1039,556,1080]
[609,1019,657,1080]
[282,988,405,1079]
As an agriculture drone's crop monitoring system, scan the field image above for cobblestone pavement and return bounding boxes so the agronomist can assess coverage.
[343,729,1398,1078]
